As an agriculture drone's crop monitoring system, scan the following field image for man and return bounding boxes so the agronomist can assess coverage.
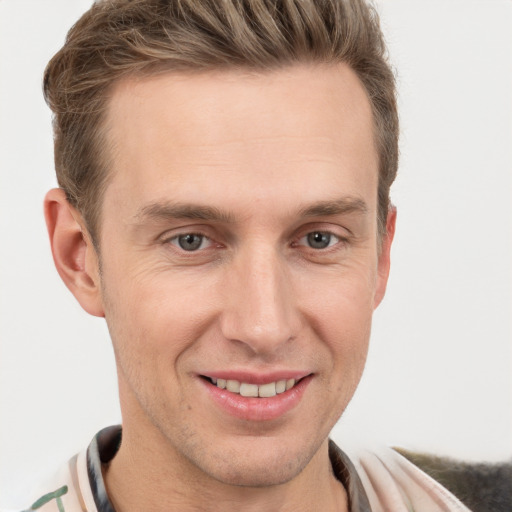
[18,0,477,510]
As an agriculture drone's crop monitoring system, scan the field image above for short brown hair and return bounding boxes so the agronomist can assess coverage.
[44,0,398,245]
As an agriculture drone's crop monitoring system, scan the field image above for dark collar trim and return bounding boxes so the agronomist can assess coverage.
[329,439,372,512]
[86,426,121,512]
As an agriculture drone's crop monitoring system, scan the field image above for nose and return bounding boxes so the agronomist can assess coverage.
[219,245,300,356]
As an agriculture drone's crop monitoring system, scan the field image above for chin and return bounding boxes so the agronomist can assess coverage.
[184,434,322,488]
[206,454,305,488]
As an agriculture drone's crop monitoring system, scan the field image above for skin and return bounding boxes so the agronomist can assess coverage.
[45,63,395,512]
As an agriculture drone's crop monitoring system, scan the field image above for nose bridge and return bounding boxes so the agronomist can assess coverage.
[221,242,298,353]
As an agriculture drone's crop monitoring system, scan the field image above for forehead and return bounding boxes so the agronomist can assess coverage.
[102,63,377,221]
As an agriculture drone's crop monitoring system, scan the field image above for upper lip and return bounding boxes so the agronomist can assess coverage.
[198,371,312,385]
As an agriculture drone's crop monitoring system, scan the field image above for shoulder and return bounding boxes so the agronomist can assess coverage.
[346,444,512,512]
[352,446,474,511]
[19,426,122,512]
[396,449,512,512]
[20,451,96,512]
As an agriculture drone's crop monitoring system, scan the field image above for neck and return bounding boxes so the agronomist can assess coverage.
[103,424,348,512]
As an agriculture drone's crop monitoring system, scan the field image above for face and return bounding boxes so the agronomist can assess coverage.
[93,64,392,486]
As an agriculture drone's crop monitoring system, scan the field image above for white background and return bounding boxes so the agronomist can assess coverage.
[1,0,511,508]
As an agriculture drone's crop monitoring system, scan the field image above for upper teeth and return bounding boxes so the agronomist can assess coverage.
[212,378,296,397]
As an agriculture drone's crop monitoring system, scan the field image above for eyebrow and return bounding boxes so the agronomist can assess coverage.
[298,197,368,218]
[134,201,236,224]
[134,196,368,225]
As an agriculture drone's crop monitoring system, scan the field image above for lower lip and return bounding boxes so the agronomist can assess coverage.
[201,376,312,421]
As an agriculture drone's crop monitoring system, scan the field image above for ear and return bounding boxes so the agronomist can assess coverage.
[373,206,397,309]
[44,188,105,317]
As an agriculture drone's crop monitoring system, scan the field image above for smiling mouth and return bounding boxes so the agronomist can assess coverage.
[201,376,306,397]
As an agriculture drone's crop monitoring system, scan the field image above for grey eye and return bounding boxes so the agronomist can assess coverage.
[306,232,335,249]
[176,234,206,251]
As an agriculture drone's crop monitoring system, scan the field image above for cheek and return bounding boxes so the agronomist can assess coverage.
[100,262,220,365]
[100,270,212,422]
[299,265,375,382]
[301,259,377,331]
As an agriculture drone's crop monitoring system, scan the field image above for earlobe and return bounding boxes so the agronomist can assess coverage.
[44,188,105,317]
[373,206,397,309]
